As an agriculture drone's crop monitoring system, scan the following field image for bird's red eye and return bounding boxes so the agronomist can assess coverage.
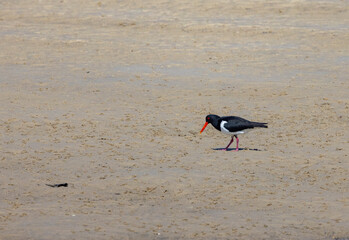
[207,117,210,120]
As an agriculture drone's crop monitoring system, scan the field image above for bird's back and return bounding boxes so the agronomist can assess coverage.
[220,116,267,132]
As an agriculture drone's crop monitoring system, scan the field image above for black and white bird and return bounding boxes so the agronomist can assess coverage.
[200,114,268,151]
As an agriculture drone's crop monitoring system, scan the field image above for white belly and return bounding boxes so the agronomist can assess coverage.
[220,121,252,136]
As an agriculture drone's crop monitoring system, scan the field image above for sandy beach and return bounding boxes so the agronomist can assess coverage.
[0,0,348,239]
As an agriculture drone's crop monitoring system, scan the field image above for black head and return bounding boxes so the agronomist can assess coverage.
[200,114,220,133]
[205,114,220,123]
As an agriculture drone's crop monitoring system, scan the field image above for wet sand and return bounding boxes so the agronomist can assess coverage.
[0,1,348,239]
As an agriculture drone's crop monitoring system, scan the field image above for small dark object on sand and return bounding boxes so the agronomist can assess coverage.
[46,183,68,188]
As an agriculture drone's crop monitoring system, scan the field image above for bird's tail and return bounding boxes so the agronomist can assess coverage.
[253,122,268,128]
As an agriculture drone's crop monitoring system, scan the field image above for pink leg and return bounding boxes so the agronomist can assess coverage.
[222,136,234,151]
[233,135,239,151]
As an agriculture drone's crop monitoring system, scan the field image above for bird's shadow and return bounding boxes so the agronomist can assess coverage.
[212,147,263,152]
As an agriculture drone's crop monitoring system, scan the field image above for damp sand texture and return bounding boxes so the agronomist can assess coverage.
[0,0,348,239]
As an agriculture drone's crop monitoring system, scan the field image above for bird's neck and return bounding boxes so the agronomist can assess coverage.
[211,118,222,131]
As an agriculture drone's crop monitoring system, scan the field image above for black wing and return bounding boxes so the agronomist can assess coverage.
[221,116,267,132]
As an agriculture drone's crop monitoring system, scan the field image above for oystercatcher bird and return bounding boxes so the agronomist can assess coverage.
[200,114,268,151]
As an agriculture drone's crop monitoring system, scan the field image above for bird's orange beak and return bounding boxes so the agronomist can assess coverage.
[200,122,208,134]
